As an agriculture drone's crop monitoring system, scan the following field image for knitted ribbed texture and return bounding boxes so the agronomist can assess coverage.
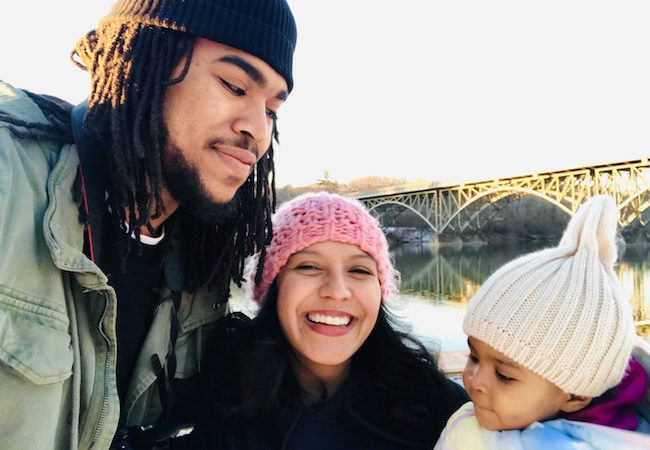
[249,192,399,304]
[101,0,297,91]
[463,195,636,397]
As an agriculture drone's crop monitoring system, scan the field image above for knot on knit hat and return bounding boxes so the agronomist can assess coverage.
[102,0,297,91]
[463,195,636,397]
[247,192,399,304]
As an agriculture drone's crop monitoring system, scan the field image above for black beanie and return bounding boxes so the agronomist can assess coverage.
[102,0,297,92]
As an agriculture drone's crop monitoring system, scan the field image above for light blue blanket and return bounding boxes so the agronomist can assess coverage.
[434,402,650,450]
[489,418,650,450]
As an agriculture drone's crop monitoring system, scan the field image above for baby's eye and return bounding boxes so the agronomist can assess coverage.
[496,371,514,383]
[468,354,479,364]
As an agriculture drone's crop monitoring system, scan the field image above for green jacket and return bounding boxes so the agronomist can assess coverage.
[0,82,225,449]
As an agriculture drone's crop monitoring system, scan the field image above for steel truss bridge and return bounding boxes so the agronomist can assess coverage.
[351,158,650,239]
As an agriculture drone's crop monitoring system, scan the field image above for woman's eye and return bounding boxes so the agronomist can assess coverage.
[350,267,373,275]
[295,264,319,271]
[220,79,245,96]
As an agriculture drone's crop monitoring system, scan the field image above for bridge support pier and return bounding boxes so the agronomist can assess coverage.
[429,233,487,250]
[428,233,440,251]
[465,235,488,247]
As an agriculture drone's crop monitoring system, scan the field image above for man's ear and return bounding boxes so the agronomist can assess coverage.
[560,394,593,414]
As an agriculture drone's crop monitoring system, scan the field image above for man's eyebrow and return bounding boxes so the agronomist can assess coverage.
[219,55,288,101]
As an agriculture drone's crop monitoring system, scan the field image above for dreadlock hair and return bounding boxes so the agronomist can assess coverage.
[0,91,75,143]
[1,21,275,296]
[67,21,275,295]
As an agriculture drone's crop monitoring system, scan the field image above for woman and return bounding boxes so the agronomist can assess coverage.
[171,192,469,449]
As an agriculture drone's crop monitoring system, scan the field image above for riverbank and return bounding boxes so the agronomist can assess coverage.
[438,349,467,382]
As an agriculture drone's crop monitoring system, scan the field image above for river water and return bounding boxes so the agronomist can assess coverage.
[387,242,650,352]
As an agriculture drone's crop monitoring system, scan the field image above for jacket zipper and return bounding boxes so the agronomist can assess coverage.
[89,290,112,449]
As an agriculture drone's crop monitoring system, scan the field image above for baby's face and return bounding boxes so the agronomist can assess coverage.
[462,337,570,430]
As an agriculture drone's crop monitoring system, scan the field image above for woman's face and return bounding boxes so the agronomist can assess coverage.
[276,241,382,384]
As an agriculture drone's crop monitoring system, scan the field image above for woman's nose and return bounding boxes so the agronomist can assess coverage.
[319,271,352,300]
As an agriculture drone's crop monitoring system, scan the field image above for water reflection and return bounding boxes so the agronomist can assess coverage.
[617,245,650,334]
[388,242,650,352]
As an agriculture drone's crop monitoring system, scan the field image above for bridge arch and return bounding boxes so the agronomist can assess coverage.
[352,158,650,236]
[365,200,436,233]
[442,187,573,234]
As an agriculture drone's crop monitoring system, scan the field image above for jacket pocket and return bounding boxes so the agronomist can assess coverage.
[0,288,73,385]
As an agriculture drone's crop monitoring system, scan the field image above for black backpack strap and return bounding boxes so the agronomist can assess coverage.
[71,100,109,263]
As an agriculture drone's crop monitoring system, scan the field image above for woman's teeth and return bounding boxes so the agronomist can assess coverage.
[307,313,351,326]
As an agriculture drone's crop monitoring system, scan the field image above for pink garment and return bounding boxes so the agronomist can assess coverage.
[249,192,398,303]
[564,358,647,430]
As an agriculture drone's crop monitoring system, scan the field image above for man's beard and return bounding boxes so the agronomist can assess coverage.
[161,141,244,224]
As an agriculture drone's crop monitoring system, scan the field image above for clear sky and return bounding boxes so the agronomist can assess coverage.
[3,1,649,187]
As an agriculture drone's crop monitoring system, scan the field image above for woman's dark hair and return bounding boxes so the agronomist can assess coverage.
[205,284,457,432]
[356,303,459,432]
[205,285,301,421]
[2,22,275,295]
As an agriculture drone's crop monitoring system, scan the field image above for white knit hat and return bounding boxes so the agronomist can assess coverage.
[463,195,636,397]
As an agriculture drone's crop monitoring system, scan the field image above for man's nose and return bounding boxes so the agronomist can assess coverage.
[233,103,271,153]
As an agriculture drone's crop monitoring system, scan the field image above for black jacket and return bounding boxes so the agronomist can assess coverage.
[171,364,468,450]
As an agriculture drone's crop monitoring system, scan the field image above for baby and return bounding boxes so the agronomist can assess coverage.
[435,195,650,449]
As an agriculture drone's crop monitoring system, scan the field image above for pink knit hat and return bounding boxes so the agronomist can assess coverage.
[249,191,399,304]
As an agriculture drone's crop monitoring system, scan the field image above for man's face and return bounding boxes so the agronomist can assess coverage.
[161,38,288,215]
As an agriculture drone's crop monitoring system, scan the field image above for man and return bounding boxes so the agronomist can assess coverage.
[0,0,297,448]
